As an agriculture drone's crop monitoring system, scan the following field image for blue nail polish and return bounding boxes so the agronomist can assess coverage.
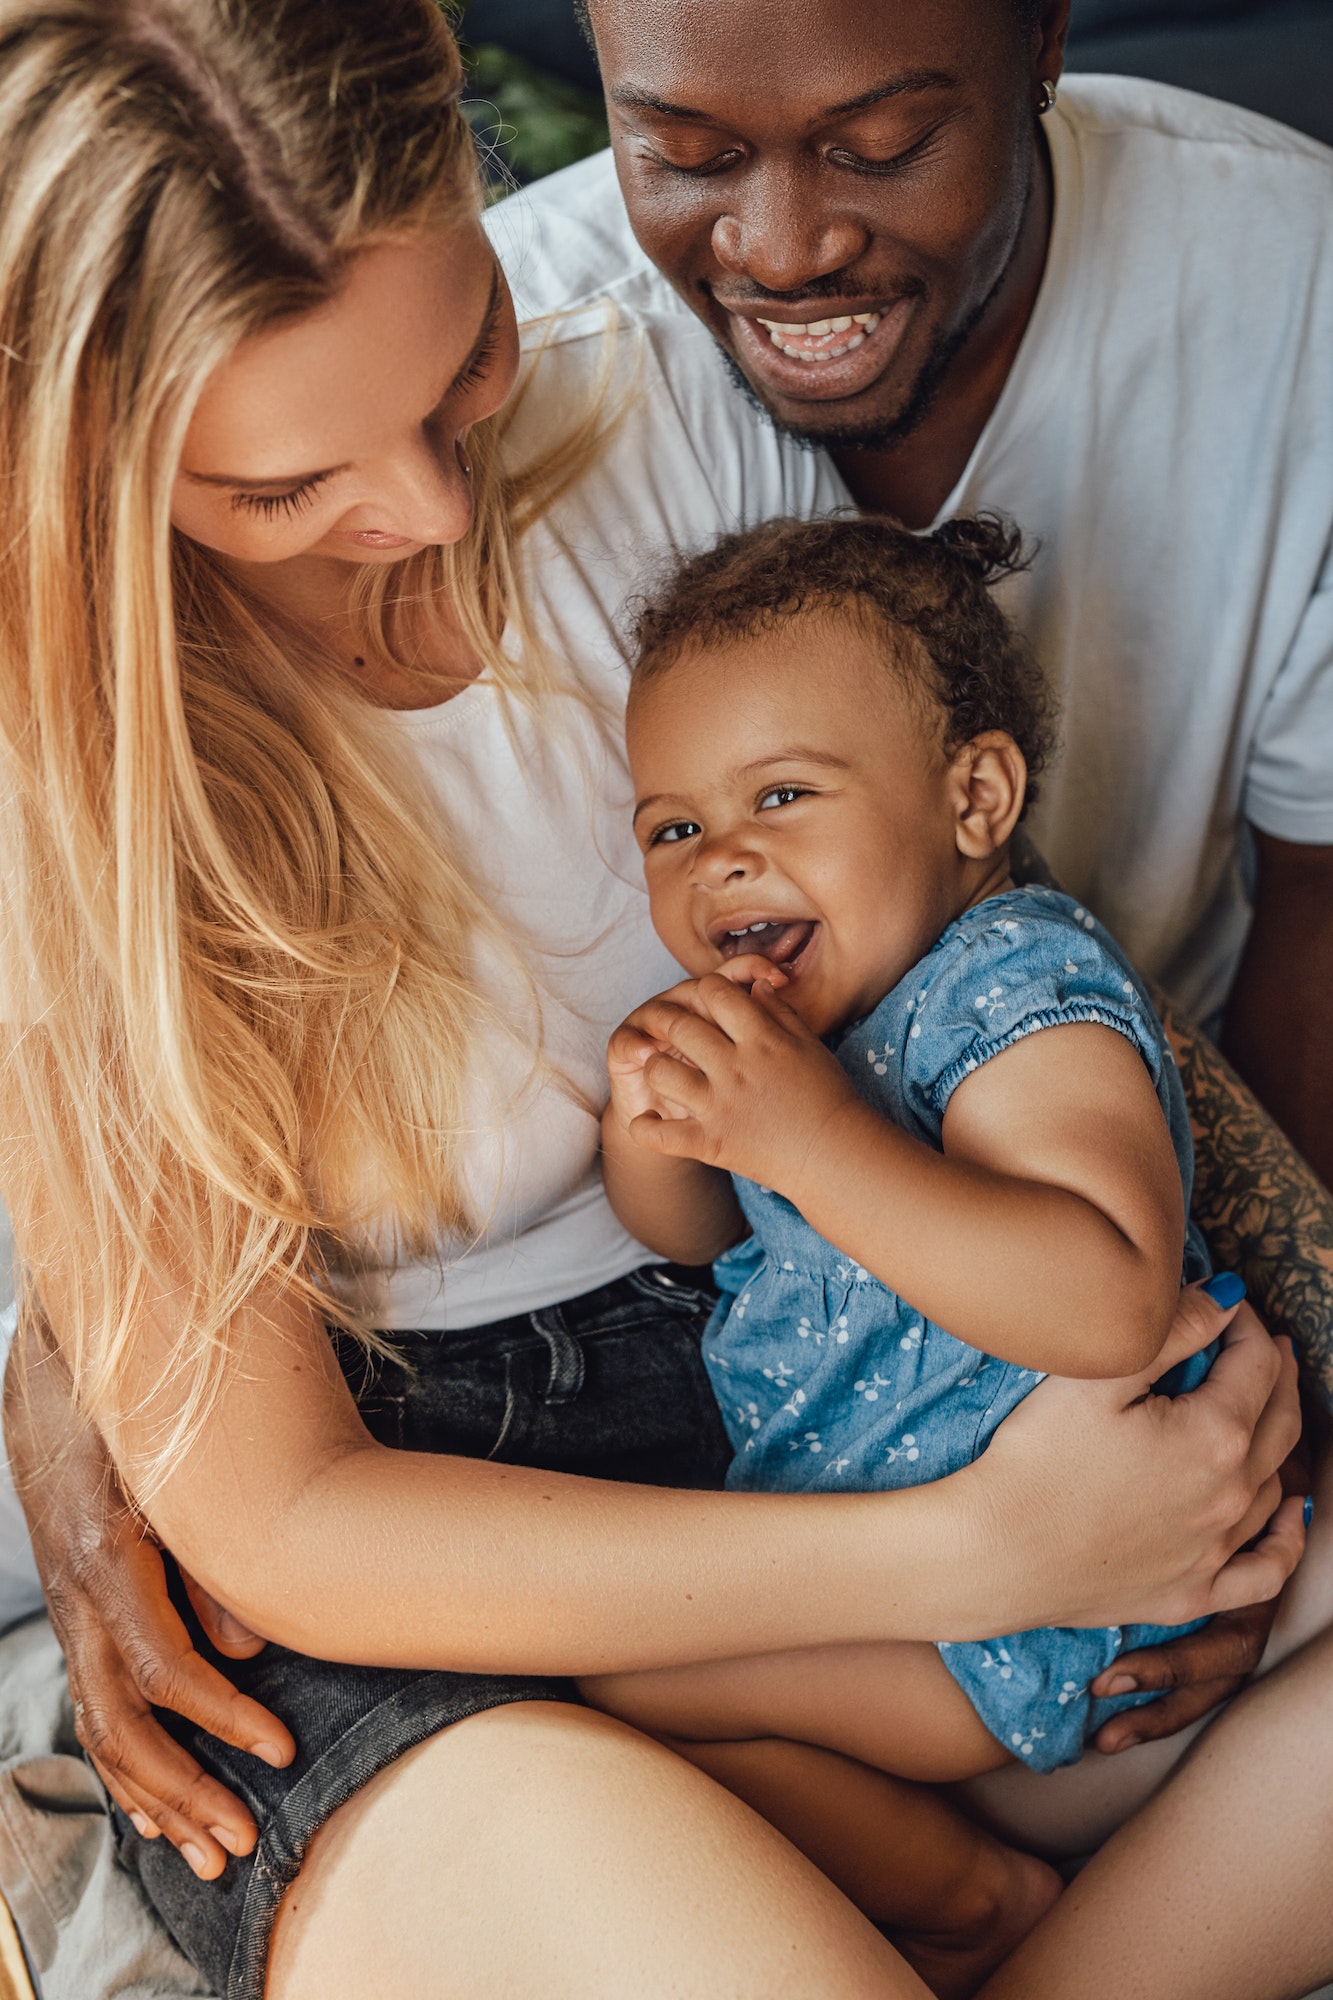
[1201,1272,1246,1310]
[1305,1495,1315,1530]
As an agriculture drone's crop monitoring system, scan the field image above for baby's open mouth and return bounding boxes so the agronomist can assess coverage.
[714,918,818,969]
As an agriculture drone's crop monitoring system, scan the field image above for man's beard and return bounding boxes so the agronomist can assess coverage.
[712,264,1006,458]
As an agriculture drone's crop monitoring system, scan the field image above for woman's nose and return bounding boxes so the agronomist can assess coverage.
[711,164,869,294]
[359,432,475,549]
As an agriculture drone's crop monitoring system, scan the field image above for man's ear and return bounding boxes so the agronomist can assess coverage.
[948,731,1028,860]
[1036,1,1072,85]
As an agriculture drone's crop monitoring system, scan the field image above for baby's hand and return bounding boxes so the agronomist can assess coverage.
[606,957,787,1132]
[616,966,855,1188]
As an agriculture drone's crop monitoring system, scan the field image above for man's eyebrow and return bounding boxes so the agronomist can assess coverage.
[181,262,504,492]
[609,71,957,125]
[820,71,958,119]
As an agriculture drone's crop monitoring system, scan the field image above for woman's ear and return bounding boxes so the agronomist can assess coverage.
[948,732,1028,861]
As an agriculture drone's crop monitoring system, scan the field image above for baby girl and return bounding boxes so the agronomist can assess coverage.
[584,513,1227,1997]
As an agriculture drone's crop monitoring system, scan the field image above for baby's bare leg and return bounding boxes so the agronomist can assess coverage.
[583,1637,1009,1781]
[582,1644,1061,2000]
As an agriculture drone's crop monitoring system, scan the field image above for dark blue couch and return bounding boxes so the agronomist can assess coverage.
[1064,0,1333,146]
[459,0,1333,148]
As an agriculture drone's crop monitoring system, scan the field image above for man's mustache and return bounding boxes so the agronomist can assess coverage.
[711,276,926,311]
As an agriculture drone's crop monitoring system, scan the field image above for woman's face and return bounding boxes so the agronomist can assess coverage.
[171,223,518,571]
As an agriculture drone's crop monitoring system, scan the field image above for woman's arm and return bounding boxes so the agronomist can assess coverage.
[15,1189,1292,1676]
[7,1271,1302,1869]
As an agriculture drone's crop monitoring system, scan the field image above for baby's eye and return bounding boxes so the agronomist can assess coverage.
[757,785,808,811]
[651,819,702,846]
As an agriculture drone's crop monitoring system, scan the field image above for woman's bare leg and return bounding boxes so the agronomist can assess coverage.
[975,1623,1333,2000]
[265,1701,933,2000]
[674,1734,1061,2000]
[585,1642,1061,1998]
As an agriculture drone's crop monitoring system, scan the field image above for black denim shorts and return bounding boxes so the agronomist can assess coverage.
[110,1264,729,2000]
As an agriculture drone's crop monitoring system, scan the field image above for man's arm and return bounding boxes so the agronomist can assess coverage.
[1222,831,1333,1193]
[1163,998,1333,1407]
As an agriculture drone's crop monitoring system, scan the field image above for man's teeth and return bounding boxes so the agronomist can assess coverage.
[755,310,882,361]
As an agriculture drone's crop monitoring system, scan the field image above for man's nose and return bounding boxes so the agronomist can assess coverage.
[711,161,869,294]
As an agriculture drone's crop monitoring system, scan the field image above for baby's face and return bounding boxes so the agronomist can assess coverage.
[628,610,987,1037]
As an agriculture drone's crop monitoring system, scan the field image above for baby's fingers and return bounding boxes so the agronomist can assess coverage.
[628,1111,710,1160]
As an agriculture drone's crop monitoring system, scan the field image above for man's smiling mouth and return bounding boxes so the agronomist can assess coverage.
[712,917,818,969]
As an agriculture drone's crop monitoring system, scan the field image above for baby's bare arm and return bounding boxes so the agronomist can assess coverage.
[634,980,1185,1377]
[600,1089,743,1266]
[601,972,750,1265]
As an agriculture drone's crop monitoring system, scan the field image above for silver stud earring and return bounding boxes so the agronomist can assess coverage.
[1037,79,1058,116]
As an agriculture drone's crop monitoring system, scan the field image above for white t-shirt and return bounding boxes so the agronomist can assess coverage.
[358,74,1333,1329]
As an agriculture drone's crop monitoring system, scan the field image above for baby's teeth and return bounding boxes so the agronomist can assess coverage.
[750,923,769,932]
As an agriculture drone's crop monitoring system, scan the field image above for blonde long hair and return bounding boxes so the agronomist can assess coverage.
[0,0,598,1462]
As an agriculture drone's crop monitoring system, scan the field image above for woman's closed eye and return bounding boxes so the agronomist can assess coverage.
[231,470,334,519]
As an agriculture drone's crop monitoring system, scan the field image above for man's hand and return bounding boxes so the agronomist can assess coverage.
[4,1317,294,1879]
[619,970,853,1186]
[1090,1602,1278,1752]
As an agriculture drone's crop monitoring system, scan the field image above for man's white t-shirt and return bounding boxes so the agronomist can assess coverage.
[351,74,1333,1332]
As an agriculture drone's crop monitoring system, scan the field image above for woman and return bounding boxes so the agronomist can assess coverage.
[0,3,1319,1998]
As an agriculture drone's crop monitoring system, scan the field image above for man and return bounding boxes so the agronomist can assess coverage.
[494,0,1333,1184]
[2,0,1329,1961]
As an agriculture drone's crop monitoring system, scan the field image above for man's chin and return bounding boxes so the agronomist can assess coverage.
[711,339,933,456]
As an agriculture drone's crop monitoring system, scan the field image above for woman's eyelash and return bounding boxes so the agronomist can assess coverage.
[231,470,332,519]
[455,315,502,394]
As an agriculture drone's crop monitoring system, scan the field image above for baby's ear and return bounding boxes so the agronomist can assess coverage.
[949,732,1028,860]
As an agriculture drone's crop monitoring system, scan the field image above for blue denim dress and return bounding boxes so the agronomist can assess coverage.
[706,886,1213,1772]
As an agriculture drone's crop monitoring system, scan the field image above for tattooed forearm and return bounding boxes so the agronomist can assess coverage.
[1162,1004,1333,1405]
[1010,831,1333,1402]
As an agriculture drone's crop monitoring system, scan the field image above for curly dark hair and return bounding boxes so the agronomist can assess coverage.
[628,512,1058,810]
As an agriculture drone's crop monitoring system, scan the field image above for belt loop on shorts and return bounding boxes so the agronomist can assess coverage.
[530,1306,585,1405]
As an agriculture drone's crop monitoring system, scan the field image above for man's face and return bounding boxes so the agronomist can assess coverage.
[587,0,1063,450]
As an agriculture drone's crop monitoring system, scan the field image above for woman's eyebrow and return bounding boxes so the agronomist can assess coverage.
[181,264,504,492]
[180,462,349,491]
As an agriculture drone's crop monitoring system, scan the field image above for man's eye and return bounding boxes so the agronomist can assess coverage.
[652,820,703,845]
[757,786,807,811]
[640,145,743,179]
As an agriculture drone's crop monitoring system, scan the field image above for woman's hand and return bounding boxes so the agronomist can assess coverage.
[1089,1404,1314,1749]
[3,1315,294,1879]
[954,1285,1306,1637]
